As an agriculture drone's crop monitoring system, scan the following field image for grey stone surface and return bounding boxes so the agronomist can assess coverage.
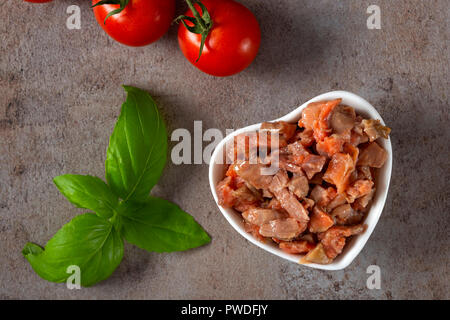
[0,0,449,300]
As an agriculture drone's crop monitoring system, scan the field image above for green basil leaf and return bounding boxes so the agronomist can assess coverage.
[53,174,118,219]
[22,213,123,287]
[106,86,167,202]
[117,198,211,253]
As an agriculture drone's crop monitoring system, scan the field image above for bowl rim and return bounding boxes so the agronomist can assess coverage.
[208,90,392,270]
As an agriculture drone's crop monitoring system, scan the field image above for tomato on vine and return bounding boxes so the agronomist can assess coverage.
[92,0,175,47]
[176,0,261,77]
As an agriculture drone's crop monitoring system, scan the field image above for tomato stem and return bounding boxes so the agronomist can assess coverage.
[92,0,130,24]
[185,0,207,30]
[175,0,213,62]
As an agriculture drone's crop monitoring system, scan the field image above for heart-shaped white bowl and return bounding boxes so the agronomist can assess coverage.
[209,91,392,270]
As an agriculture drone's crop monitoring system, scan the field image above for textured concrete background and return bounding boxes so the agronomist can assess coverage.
[0,0,449,299]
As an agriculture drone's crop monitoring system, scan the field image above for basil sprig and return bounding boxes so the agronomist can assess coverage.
[22,86,211,287]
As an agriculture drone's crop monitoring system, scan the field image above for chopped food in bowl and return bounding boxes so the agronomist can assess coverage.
[215,98,391,264]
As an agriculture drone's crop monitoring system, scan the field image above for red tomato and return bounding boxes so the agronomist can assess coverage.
[25,0,53,2]
[92,0,175,47]
[178,0,261,77]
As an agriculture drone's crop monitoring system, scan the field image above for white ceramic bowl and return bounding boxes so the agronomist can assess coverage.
[209,91,392,270]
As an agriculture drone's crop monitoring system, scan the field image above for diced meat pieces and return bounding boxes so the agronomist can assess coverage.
[226,133,253,163]
[316,135,345,157]
[232,185,261,212]
[261,188,273,198]
[269,171,309,231]
[217,99,390,264]
[276,141,326,176]
[346,179,374,203]
[326,193,347,212]
[233,179,262,201]
[278,140,326,178]
[343,143,359,164]
[288,171,309,199]
[309,207,335,233]
[298,102,323,130]
[362,119,391,142]
[351,119,370,146]
[242,208,287,226]
[313,99,342,142]
[277,154,304,173]
[233,202,258,213]
[321,234,346,259]
[302,198,315,210]
[234,202,258,213]
[348,169,359,185]
[261,121,297,141]
[331,204,363,225]
[319,224,366,259]
[268,169,289,192]
[299,233,315,243]
[357,142,388,168]
[279,240,316,254]
[225,166,249,188]
[353,188,375,211]
[298,129,315,147]
[271,187,309,226]
[259,218,303,241]
[350,130,369,146]
[357,166,372,180]
[216,177,236,208]
[227,131,289,163]
[301,154,327,179]
[244,222,265,242]
[267,198,284,211]
[216,176,261,212]
[309,172,324,185]
[287,140,310,157]
[329,105,356,134]
[323,153,355,194]
[310,185,337,208]
[235,162,273,190]
[302,243,332,264]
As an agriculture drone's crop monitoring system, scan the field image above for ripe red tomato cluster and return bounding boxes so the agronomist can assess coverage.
[25,0,261,77]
